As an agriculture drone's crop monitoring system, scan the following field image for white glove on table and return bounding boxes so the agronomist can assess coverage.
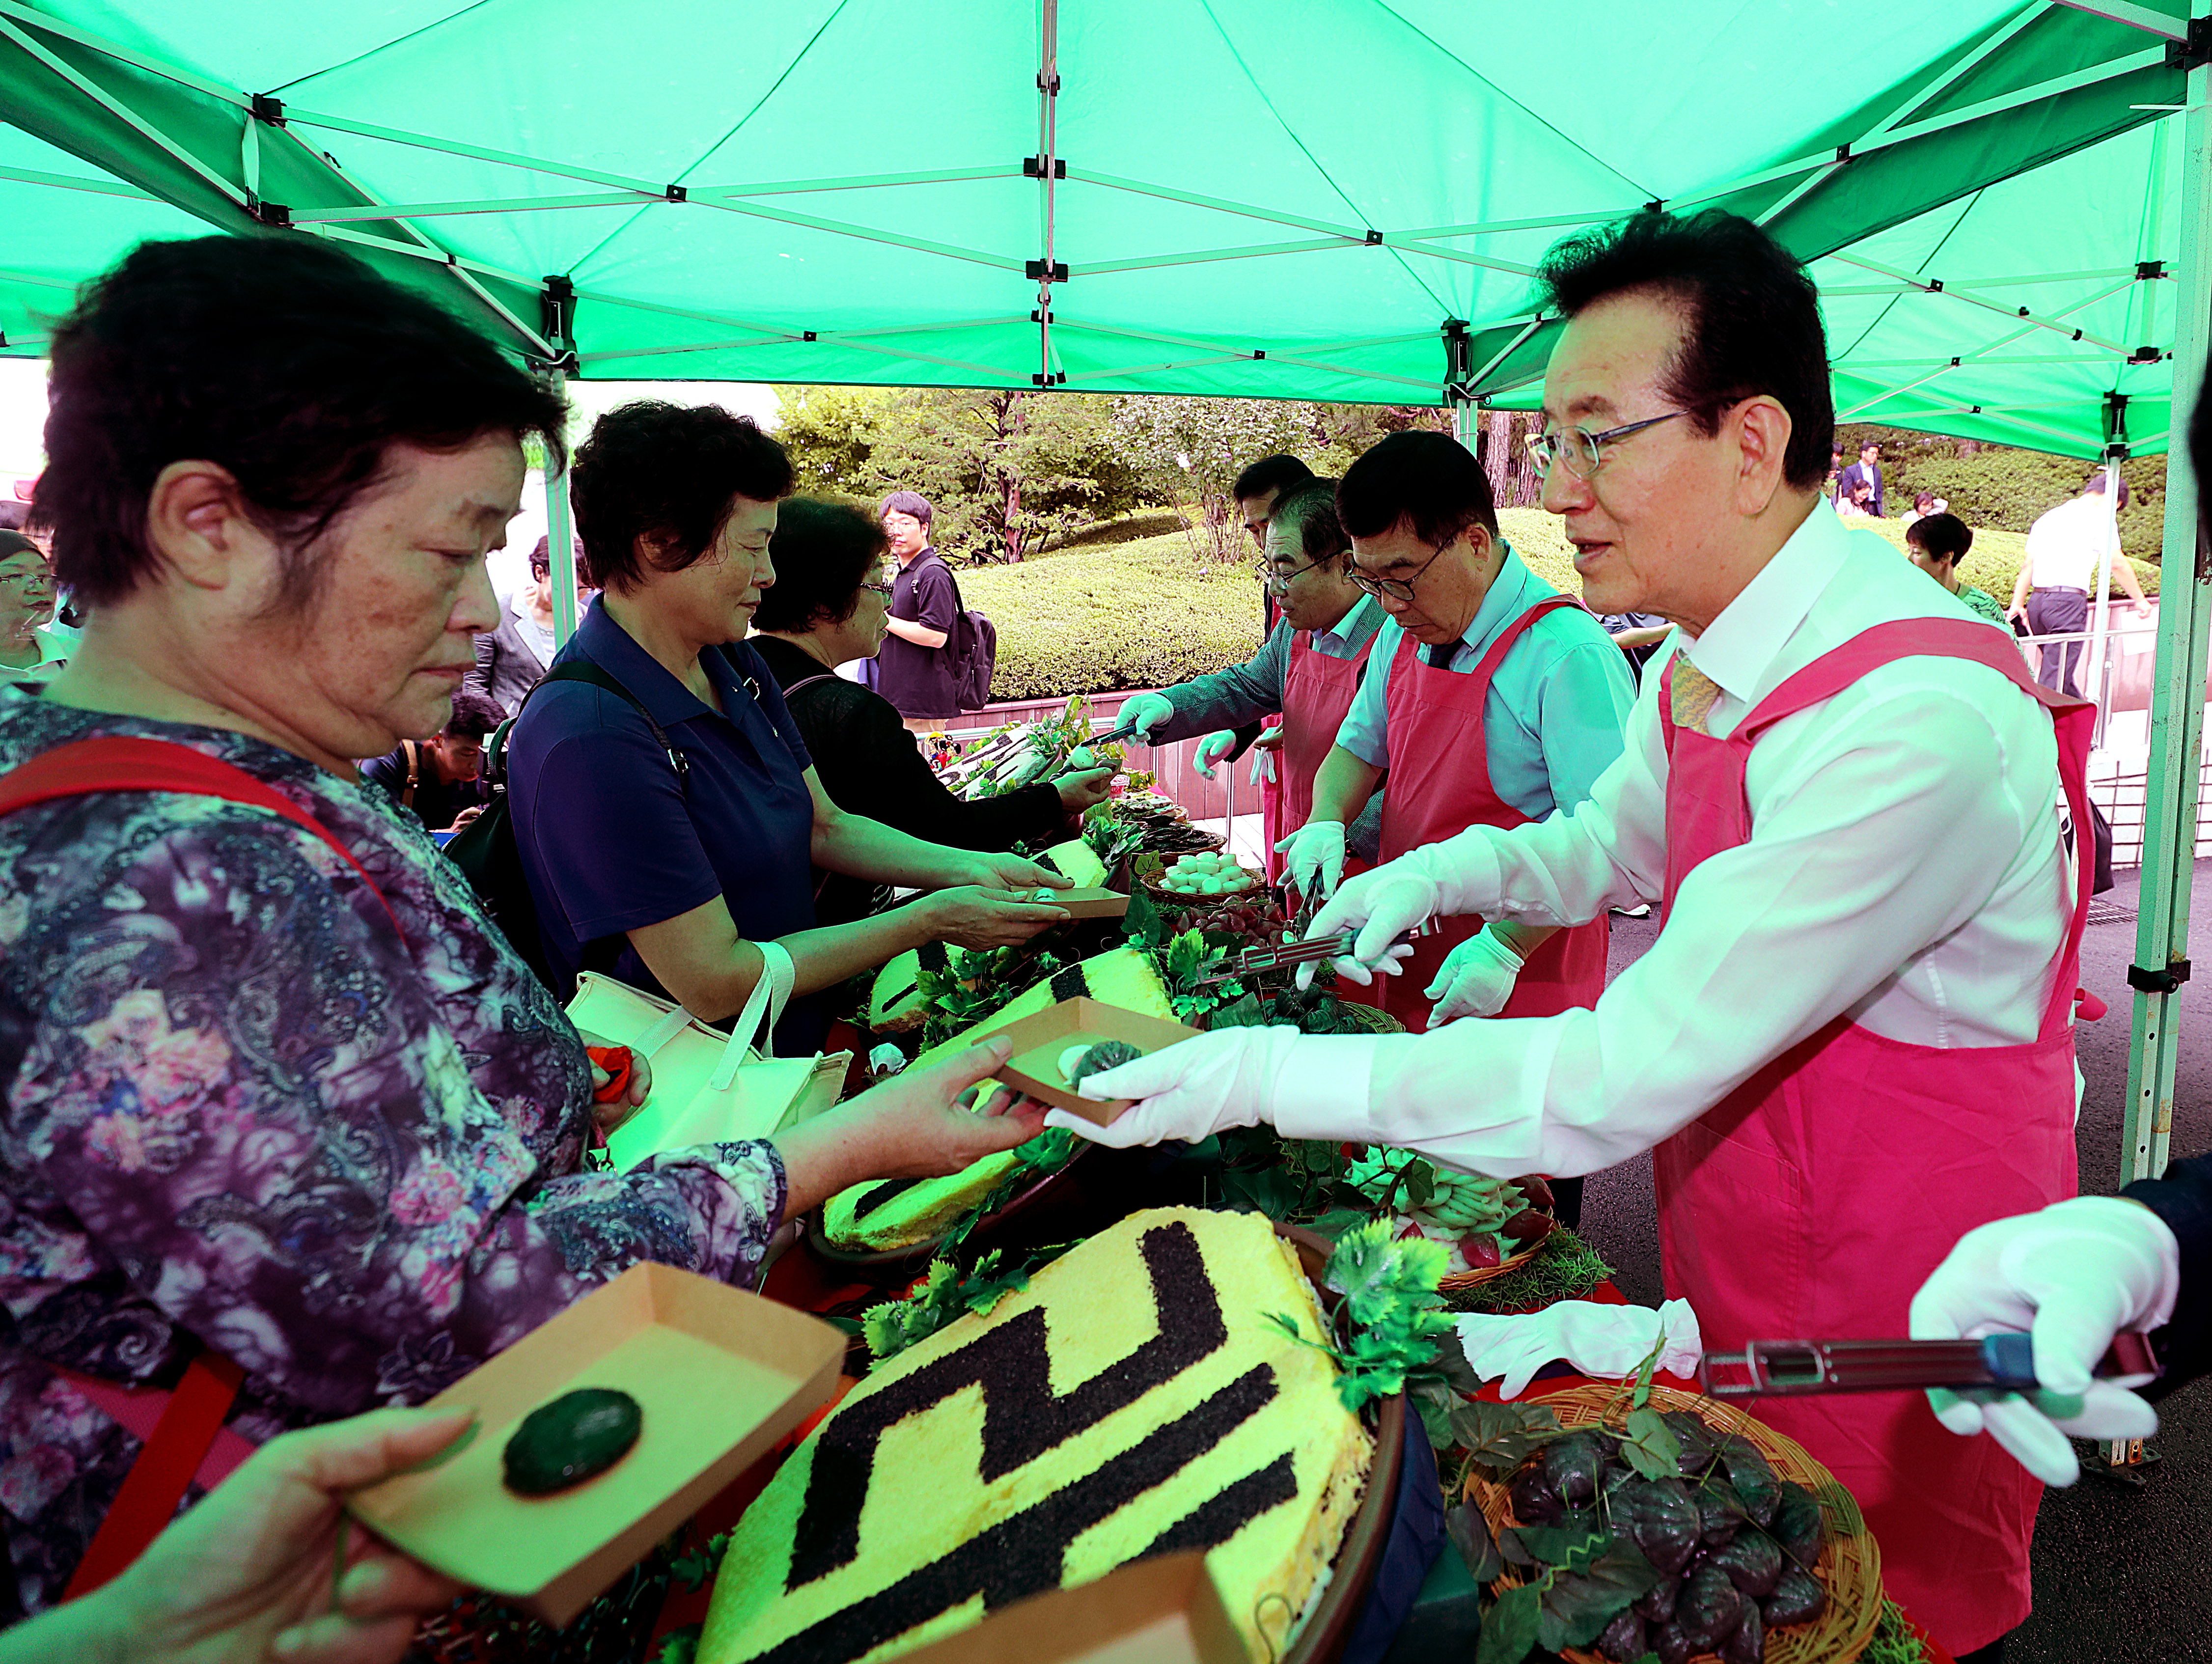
[1426,927,1525,1023]
[1249,727,1281,786]
[1042,1025,1305,1147]
[1274,819,1348,906]
[1118,692,1176,741]
[1457,1300,1705,1401]
[1297,866,1438,990]
[1910,1194,2177,1486]
[1192,730,1238,780]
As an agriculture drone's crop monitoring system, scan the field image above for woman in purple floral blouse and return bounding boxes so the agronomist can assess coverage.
[0,235,1042,1620]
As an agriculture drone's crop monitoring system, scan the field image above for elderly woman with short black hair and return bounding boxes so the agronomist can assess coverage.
[0,235,1042,1619]
[748,497,1114,929]
[508,406,1071,1053]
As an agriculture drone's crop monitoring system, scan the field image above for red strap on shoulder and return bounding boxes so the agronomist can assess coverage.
[1461,594,1585,686]
[0,737,401,938]
[60,1351,244,1601]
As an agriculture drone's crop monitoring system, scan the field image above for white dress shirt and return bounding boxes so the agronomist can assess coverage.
[1270,499,2071,1179]
[2025,493,2120,591]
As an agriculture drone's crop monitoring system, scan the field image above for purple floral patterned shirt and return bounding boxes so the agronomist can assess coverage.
[0,691,788,1617]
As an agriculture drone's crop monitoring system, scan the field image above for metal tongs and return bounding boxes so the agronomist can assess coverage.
[1699,1333,2161,1399]
[1195,917,1440,985]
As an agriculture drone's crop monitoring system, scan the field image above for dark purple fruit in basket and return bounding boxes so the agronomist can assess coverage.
[1500,1207,1555,1248]
[1662,1410,1723,1478]
[1708,1529,1783,1597]
[1542,1431,1607,1507]
[1613,1477,1701,1576]
[1635,1572,1683,1624]
[1509,1462,1567,1526]
[1770,1482,1825,1567]
[1762,1564,1827,1627]
[1719,1600,1767,1664]
[1511,1174,1554,1212]
[1724,1442,1782,1527]
[1678,1564,1745,1651]
[1698,1483,1748,1549]
[1595,1609,1648,1663]
[1651,1617,1698,1664]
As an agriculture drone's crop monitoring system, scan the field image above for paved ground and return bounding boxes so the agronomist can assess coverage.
[1576,860,2212,1661]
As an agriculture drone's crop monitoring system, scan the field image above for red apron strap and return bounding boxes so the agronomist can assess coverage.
[60,1351,245,1601]
[1458,593,1585,685]
[0,736,402,938]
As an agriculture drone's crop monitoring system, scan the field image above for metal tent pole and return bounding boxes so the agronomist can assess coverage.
[2121,28,2212,1191]
[546,395,579,649]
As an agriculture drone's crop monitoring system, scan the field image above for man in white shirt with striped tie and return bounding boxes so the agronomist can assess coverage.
[1047,209,2089,1664]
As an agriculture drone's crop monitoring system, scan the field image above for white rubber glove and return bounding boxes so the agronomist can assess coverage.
[1274,819,1347,904]
[1249,728,1280,786]
[1297,866,1438,991]
[1909,1194,2178,1486]
[1118,692,1176,742]
[1457,1299,1705,1401]
[1041,1026,1304,1147]
[1426,927,1526,1024]
[1191,730,1238,780]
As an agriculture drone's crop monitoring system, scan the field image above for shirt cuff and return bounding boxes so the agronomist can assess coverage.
[1420,825,1507,920]
[1271,1033,1394,1142]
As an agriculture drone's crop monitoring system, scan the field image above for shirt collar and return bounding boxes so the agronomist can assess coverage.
[1677,499,1844,702]
[571,595,750,728]
[1313,592,1381,651]
[1457,544,1547,653]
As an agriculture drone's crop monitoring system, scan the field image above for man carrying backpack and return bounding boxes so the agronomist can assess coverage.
[876,490,971,731]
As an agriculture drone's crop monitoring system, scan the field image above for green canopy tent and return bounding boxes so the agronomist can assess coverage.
[0,0,2205,1178]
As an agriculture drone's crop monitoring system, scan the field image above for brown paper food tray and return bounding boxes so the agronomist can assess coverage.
[893,1551,1248,1664]
[1051,886,1131,919]
[988,996,1201,1125]
[344,1261,843,1627]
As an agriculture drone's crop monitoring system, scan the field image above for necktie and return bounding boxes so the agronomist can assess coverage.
[1670,656,1724,736]
[1424,639,1456,670]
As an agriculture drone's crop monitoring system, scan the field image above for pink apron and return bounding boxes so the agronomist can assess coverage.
[1277,628,1376,905]
[1374,597,1609,1035]
[1653,617,2091,1655]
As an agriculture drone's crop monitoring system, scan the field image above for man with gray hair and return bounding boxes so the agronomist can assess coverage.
[877,488,962,730]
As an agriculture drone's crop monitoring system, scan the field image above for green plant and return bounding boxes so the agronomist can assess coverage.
[859,1248,1042,1362]
[1268,1218,1460,1414]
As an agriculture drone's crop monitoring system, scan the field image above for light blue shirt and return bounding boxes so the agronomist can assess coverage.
[1334,547,1635,823]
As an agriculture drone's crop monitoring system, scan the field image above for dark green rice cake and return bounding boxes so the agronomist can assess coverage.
[502,1387,642,1496]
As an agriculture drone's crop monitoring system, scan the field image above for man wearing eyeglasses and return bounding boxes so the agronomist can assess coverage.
[1049,210,2082,1663]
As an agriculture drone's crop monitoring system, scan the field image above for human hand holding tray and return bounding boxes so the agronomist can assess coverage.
[985,996,1201,1124]
[344,1262,844,1627]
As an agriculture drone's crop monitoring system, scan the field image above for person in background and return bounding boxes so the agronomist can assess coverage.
[1118,480,1388,892]
[0,531,69,683]
[1905,512,2009,628]
[1838,438,1886,517]
[1598,610,1673,686]
[1825,442,1844,503]
[1837,478,1874,518]
[360,687,502,833]
[2010,471,2153,696]
[1909,350,2212,1497]
[3,235,1047,1624]
[1235,452,1317,636]
[750,498,1115,930]
[1901,490,1936,530]
[875,489,962,733]
[466,532,590,716]
[508,407,1070,1055]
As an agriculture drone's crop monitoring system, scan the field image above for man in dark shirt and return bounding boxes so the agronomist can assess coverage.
[361,689,503,833]
[875,489,964,731]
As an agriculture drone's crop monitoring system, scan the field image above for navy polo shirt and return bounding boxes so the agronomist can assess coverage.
[507,597,827,1053]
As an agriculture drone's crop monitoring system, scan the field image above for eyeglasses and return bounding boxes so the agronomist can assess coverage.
[1347,534,1456,603]
[1524,410,1688,479]
[860,582,893,599]
[1263,556,1324,593]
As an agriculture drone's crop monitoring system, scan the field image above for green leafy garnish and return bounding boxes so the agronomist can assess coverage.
[859,1249,1037,1362]
[1447,1398,1563,1479]
[1266,1220,1459,1414]
[1618,1405,1684,1480]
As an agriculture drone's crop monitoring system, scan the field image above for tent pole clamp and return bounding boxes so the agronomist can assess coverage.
[2128,960,2191,996]
[2169,17,2212,72]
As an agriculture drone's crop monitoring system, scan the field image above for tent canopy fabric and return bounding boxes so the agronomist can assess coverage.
[0,0,2197,456]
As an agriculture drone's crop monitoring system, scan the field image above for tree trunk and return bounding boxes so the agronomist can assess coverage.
[1486,409,1516,508]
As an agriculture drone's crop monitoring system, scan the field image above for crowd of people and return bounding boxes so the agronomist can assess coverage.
[0,204,2203,1664]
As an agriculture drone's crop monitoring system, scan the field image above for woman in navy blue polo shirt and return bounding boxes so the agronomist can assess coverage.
[508,402,1068,1053]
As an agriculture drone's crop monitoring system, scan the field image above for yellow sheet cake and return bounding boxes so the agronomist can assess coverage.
[702,1207,1375,1664]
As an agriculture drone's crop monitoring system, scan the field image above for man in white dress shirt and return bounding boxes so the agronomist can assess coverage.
[2007,472,2152,696]
[1051,210,2083,1662]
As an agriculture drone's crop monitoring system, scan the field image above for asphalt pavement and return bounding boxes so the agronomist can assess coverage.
[1575,860,2212,1662]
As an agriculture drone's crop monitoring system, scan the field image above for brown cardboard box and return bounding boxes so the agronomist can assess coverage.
[345,1262,844,1626]
[892,1552,1248,1664]
[988,996,1201,1125]
[1051,886,1132,919]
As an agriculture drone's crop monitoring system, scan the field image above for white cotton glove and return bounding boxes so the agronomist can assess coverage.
[1274,819,1348,906]
[1909,1195,2178,1486]
[1296,865,1439,991]
[1119,692,1176,742]
[1192,730,1239,780]
[1426,927,1526,1024]
[1041,1026,1304,1148]
[1249,728,1280,786]
[1457,1299,1705,1401]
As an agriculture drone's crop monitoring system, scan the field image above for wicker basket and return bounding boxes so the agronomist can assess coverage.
[1136,854,1264,911]
[1436,1238,1544,1294]
[1465,1383,1884,1664]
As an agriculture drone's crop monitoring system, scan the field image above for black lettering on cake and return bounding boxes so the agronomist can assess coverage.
[754,1365,1286,1664]
[1050,965,1087,1002]
[850,1177,924,1219]
[789,1221,1228,1587]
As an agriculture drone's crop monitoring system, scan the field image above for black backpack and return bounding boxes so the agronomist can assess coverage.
[940,563,997,712]
[444,660,687,991]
